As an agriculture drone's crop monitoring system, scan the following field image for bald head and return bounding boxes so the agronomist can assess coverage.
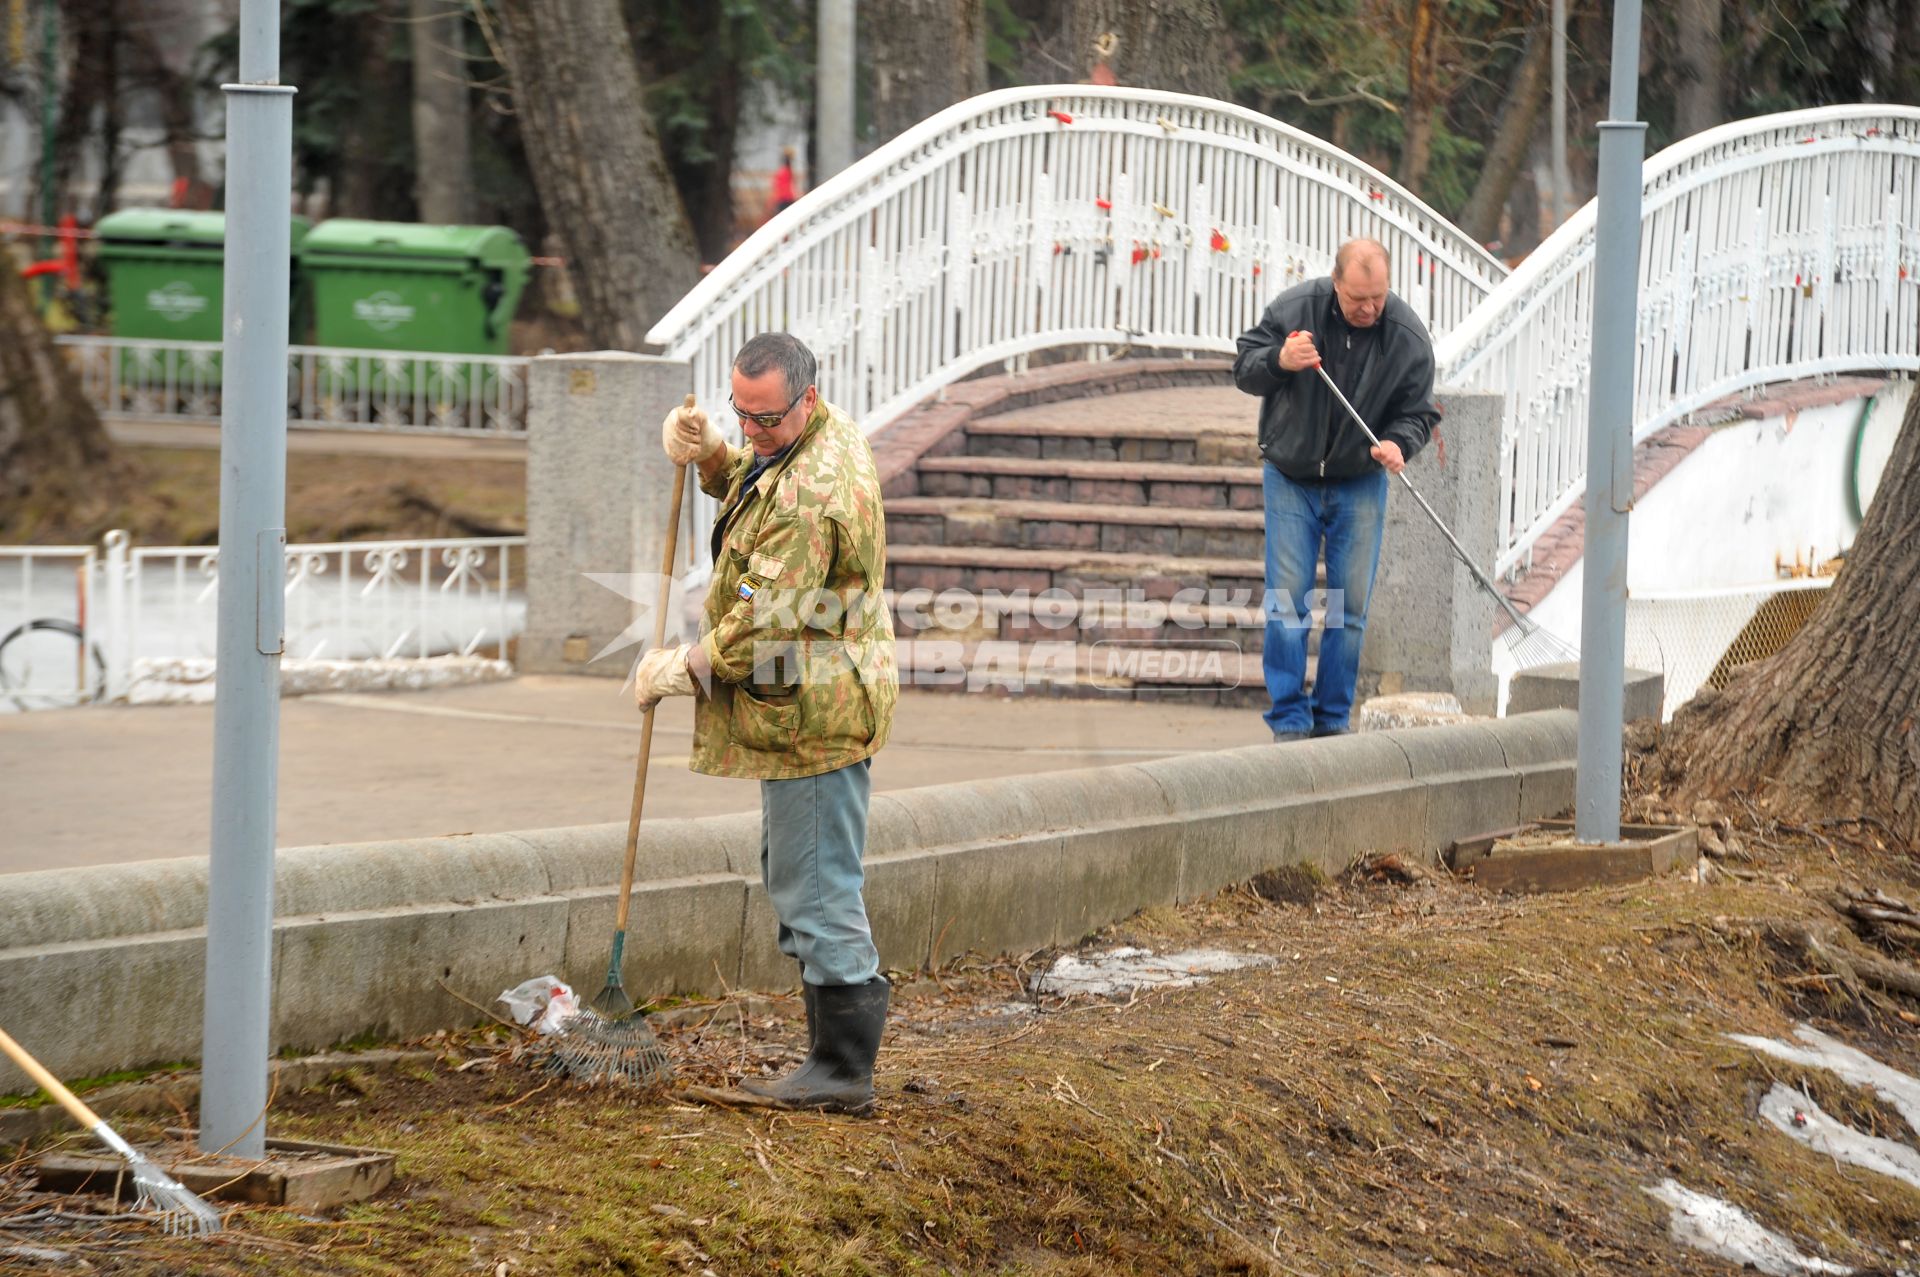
[1332,239,1390,328]
[1334,239,1389,280]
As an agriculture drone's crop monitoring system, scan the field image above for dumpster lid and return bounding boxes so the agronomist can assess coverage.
[94,208,310,249]
[300,220,528,271]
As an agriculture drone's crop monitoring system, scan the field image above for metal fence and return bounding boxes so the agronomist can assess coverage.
[1435,106,1920,577]
[0,544,102,710]
[1625,577,1834,719]
[57,336,531,436]
[0,533,524,708]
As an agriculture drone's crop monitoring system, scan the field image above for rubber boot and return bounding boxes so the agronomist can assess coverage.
[740,976,889,1114]
[802,975,818,1053]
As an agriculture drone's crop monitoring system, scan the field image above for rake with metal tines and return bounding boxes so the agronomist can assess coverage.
[1312,362,1579,669]
[0,1024,223,1236]
[552,406,702,1087]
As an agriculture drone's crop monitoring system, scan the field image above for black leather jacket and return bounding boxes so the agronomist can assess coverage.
[1232,278,1440,482]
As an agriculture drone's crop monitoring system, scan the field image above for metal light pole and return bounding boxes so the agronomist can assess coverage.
[1574,0,1646,843]
[199,0,295,1160]
[816,0,855,182]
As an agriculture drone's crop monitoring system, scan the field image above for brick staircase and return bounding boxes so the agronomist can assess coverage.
[879,382,1317,707]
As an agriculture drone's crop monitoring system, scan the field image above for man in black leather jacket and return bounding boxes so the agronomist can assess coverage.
[1232,239,1440,741]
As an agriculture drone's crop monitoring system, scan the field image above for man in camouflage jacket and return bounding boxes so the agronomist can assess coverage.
[634,332,897,1115]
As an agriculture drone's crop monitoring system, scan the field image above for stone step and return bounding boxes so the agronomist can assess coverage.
[886,543,1266,598]
[913,455,1264,510]
[885,591,1317,657]
[886,496,1264,559]
[894,637,1280,708]
[963,414,1260,466]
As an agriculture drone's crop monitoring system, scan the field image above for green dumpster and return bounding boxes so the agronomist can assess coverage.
[91,208,310,409]
[94,208,311,341]
[299,220,529,355]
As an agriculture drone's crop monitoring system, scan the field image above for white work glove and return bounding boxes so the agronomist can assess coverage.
[633,644,695,710]
[661,396,724,465]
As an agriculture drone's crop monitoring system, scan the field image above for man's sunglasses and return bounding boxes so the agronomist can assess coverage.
[729,390,805,430]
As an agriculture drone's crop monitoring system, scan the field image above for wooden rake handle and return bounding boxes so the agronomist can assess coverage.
[613,395,696,934]
[0,1023,108,1132]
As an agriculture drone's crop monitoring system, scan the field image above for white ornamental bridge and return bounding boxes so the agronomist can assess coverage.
[649,87,1920,591]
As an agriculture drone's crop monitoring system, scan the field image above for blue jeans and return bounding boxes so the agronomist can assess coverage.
[760,759,879,986]
[1262,465,1388,736]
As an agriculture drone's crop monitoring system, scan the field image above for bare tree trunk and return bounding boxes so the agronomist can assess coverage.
[1044,0,1229,97]
[869,0,987,144]
[1889,0,1920,106]
[1674,0,1722,137]
[1457,23,1551,244]
[1666,389,1920,846]
[1398,0,1442,195]
[49,0,118,218]
[332,8,417,221]
[409,0,473,224]
[493,0,698,348]
[122,0,207,205]
[0,261,130,540]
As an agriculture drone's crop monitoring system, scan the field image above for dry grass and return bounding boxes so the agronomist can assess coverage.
[9,817,1920,1275]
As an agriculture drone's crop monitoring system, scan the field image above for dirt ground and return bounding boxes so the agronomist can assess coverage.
[25,446,525,547]
[7,788,1920,1276]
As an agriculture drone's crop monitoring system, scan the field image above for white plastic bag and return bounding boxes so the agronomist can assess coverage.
[496,975,581,1035]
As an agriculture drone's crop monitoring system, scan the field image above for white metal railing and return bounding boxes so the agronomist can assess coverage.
[1,532,523,708]
[125,535,524,669]
[653,85,1506,432]
[0,544,102,710]
[649,85,1508,581]
[57,335,530,435]
[1436,106,1920,577]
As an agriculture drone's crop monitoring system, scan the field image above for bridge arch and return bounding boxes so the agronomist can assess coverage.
[647,85,1507,438]
[1434,106,1920,577]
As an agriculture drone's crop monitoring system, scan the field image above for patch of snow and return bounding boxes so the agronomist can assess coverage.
[1757,1083,1920,1192]
[1646,1179,1853,1276]
[1728,1024,1920,1135]
[127,656,513,704]
[1034,946,1276,998]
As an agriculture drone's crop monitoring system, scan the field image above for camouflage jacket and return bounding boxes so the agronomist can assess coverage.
[691,399,897,780]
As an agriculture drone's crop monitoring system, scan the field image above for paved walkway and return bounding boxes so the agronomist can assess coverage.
[0,677,1267,875]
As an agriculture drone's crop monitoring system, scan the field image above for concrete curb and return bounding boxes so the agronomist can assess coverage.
[0,712,1577,1093]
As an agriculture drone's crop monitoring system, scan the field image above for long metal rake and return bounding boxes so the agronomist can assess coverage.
[553,405,704,1087]
[0,1024,223,1236]
[1313,362,1579,669]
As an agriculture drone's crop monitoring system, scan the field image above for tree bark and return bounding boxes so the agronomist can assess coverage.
[1045,0,1229,97]
[0,261,130,541]
[48,0,121,219]
[1457,22,1552,245]
[409,0,474,224]
[493,0,699,349]
[1398,0,1442,196]
[869,0,988,144]
[123,0,208,205]
[1665,389,1920,846]
[1674,0,1722,137]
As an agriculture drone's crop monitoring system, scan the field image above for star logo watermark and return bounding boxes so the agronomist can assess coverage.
[580,571,685,666]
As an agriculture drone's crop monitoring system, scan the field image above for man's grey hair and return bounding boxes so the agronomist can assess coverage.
[733,332,818,399]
